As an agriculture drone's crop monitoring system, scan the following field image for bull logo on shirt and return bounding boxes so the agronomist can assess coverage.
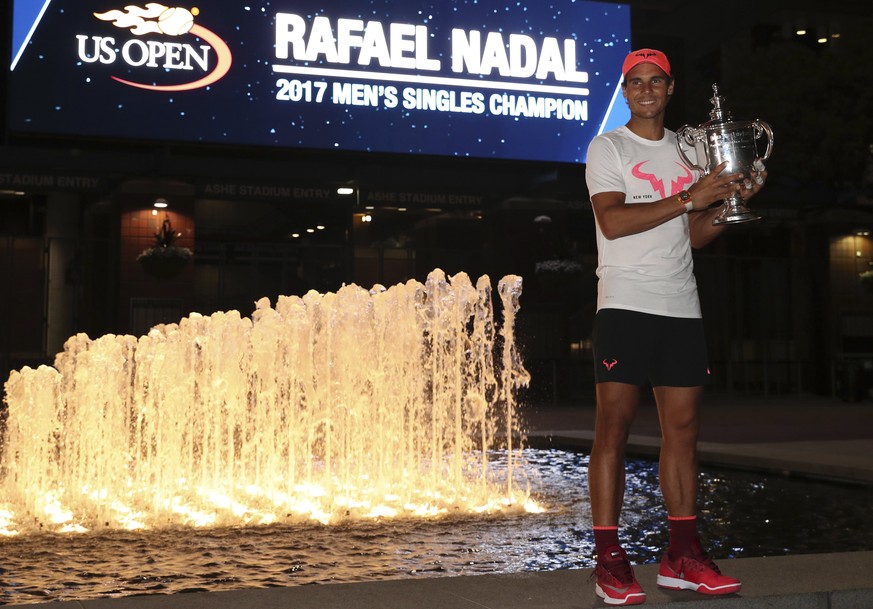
[631,161,693,198]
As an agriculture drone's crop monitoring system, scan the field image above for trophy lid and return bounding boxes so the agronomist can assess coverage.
[705,83,733,125]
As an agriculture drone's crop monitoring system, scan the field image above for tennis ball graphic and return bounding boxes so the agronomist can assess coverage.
[158,7,195,36]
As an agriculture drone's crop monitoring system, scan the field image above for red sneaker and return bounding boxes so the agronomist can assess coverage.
[656,540,741,595]
[593,545,646,606]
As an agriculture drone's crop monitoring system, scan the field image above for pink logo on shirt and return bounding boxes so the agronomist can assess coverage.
[632,162,693,198]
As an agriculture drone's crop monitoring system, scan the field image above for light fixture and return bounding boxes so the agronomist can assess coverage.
[153,197,169,208]
[337,187,355,195]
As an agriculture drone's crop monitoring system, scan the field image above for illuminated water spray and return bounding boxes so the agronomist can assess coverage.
[0,270,534,535]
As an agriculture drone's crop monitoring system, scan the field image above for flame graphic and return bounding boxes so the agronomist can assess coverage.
[94,3,194,36]
[93,4,232,92]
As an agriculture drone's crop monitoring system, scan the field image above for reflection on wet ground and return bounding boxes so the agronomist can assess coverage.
[2,448,872,605]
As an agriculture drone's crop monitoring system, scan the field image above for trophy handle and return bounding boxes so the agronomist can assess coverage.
[753,120,774,162]
[675,125,707,173]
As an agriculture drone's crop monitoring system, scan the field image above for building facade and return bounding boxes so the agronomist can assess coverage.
[2,1,872,400]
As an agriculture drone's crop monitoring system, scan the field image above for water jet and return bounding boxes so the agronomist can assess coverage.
[0,269,533,535]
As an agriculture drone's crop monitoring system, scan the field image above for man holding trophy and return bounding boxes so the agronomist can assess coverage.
[584,48,768,605]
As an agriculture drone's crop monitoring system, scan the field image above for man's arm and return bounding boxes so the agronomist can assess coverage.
[591,190,687,239]
[592,161,745,241]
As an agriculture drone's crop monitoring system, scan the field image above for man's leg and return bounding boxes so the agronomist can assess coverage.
[589,381,646,606]
[653,385,702,519]
[653,385,741,595]
[590,381,640,526]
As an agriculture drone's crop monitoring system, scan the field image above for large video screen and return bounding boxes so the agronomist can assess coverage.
[8,0,631,163]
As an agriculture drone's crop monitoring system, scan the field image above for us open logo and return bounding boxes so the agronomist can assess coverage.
[75,3,232,91]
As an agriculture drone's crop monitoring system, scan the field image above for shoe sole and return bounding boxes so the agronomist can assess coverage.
[595,584,647,605]
[657,574,741,595]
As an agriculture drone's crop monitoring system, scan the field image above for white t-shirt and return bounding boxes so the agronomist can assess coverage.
[585,125,701,318]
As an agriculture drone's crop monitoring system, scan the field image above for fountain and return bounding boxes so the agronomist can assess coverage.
[0,270,534,535]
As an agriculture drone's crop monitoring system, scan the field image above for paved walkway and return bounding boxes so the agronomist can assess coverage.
[523,392,873,485]
[6,392,873,609]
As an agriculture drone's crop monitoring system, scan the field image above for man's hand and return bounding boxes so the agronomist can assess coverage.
[687,161,744,210]
[739,159,768,200]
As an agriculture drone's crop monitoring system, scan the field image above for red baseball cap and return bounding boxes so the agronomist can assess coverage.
[622,48,672,78]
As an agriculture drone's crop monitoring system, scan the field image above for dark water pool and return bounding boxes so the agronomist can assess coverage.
[2,448,871,605]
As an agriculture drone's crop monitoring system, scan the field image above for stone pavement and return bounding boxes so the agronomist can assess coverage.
[6,392,873,609]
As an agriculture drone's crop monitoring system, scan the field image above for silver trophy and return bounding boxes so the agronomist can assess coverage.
[676,84,773,225]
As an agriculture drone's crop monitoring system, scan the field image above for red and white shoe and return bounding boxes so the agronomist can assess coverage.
[656,540,741,595]
[593,545,646,606]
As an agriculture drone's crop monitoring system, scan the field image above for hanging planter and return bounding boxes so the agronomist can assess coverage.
[534,259,586,301]
[137,247,191,278]
[137,215,192,278]
[860,269,873,293]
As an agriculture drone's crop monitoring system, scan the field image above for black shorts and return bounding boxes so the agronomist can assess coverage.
[592,308,711,387]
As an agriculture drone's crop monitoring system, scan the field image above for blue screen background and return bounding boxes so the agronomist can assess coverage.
[8,0,631,164]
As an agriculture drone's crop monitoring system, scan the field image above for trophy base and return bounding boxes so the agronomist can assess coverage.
[712,199,761,225]
[712,211,762,225]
